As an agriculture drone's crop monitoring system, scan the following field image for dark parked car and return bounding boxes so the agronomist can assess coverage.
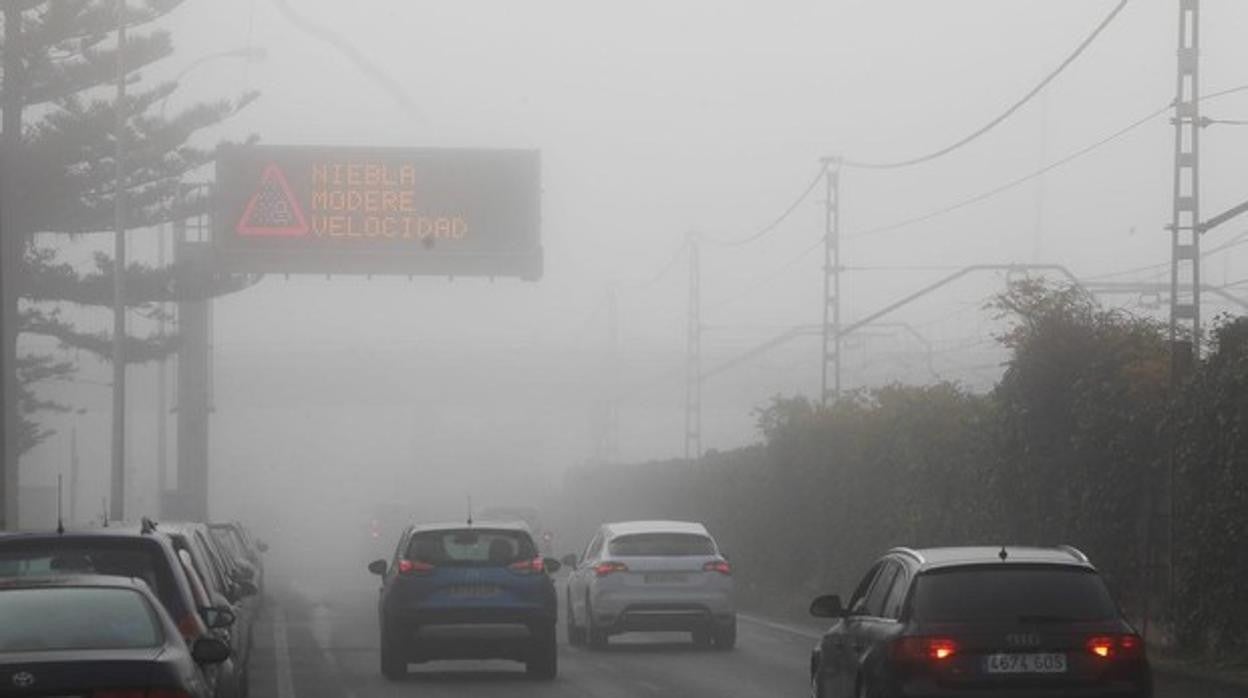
[809,546,1151,698]
[207,523,266,594]
[0,575,231,697]
[161,522,261,694]
[367,521,561,680]
[0,526,244,698]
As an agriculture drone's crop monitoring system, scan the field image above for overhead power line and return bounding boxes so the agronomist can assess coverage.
[703,164,828,248]
[842,0,1130,170]
[849,82,1248,241]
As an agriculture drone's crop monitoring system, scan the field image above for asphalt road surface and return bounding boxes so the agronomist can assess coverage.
[246,574,1245,698]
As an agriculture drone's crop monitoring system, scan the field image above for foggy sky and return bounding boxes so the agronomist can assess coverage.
[23,1,1248,533]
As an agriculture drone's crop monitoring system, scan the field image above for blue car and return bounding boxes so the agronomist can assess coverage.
[367,521,561,680]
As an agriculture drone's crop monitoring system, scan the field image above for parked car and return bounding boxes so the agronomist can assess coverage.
[0,524,245,698]
[161,521,261,695]
[563,520,735,650]
[808,546,1152,698]
[367,521,561,680]
[208,522,266,594]
[0,575,232,697]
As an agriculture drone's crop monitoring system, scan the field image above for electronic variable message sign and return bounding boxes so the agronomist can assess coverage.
[214,145,541,279]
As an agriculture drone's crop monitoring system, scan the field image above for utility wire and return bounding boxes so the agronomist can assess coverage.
[703,164,828,248]
[842,0,1130,170]
[850,82,1248,241]
[849,100,1172,240]
[270,0,425,122]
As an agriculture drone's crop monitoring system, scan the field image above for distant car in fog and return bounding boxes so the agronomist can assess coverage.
[367,521,562,680]
[563,520,736,650]
[0,575,231,698]
[807,546,1152,698]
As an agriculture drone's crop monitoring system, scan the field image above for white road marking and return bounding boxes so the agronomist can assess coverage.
[738,613,822,640]
[273,605,296,698]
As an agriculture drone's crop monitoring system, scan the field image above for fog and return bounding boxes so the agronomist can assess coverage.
[18,1,1248,578]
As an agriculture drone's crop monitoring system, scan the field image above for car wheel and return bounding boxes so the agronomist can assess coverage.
[712,617,736,651]
[566,591,586,646]
[586,595,608,650]
[379,623,406,680]
[526,624,558,680]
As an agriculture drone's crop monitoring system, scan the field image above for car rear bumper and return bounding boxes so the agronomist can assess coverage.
[382,606,555,662]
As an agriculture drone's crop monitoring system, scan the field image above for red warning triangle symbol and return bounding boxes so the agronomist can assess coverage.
[236,163,309,237]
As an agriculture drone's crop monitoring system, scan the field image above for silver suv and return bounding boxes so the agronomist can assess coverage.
[563,520,735,650]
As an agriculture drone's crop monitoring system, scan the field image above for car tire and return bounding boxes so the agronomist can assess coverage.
[566,592,586,646]
[586,596,608,650]
[712,617,736,650]
[379,623,406,680]
[526,624,558,680]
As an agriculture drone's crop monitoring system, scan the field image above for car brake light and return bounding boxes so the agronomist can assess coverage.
[1087,634,1142,659]
[176,614,200,642]
[703,560,732,575]
[509,557,545,575]
[892,636,959,662]
[397,559,434,575]
[594,561,628,577]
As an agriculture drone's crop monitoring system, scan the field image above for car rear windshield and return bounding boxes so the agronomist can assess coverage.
[911,566,1119,623]
[0,543,174,609]
[405,529,537,566]
[607,533,716,557]
[0,587,163,651]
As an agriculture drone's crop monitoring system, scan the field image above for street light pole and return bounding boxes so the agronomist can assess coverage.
[109,0,127,522]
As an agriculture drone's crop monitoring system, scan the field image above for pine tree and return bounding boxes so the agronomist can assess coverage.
[1,0,258,525]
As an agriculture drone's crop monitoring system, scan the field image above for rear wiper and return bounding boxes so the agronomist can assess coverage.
[1016,614,1080,624]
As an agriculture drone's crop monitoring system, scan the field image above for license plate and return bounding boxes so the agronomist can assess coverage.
[984,653,1067,674]
[643,572,687,583]
[447,584,499,598]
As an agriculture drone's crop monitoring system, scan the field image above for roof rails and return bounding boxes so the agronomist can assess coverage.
[887,547,926,564]
[140,517,159,535]
[1056,545,1089,564]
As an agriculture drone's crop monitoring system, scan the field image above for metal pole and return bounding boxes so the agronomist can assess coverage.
[109,0,127,522]
[820,159,841,406]
[684,236,701,461]
[155,222,167,515]
[1170,0,1201,357]
[0,3,23,529]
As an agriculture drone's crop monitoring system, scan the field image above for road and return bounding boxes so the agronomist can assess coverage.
[245,573,1245,698]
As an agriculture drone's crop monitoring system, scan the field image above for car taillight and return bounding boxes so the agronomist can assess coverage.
[397,559,434,576]
[176,614,200,642]
[1087,634,1143,659]
[593,561,628,577]
[892,636,959,662]
[703,560,731,575]
[509,557,546,575]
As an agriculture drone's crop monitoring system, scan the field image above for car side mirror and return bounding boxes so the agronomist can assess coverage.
[236,579,259,598]
[367,559,388,576]
[233,565,256,582]
[560,554,578,569]
[543,557,562,574]
[810,594,846,619]
[192,636,232,665]
[202,606,236,630]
